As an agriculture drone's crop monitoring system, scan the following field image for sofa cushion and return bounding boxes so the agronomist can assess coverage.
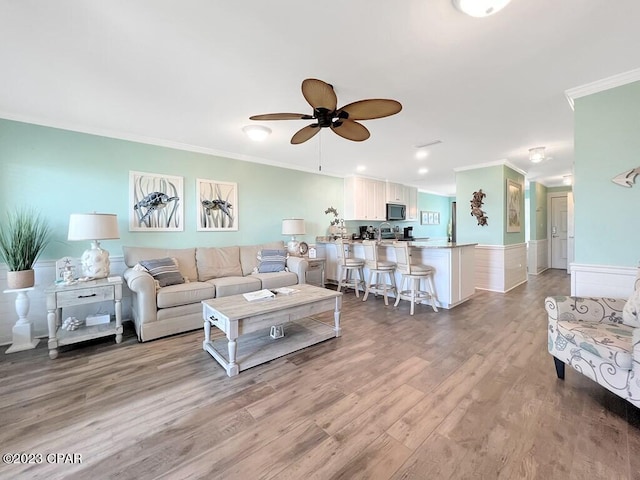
[556,319,634,370]
[257,249,288,273]
[156,281,215,309]
[196,246,242,281]
[123,246,198,282]
[207,276,261,297]
[240,241,286,276]
[253,271,298,289]
[138,257,185,287]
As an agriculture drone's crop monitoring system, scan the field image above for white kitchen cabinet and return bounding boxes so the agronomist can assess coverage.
[386,182,406,204]
[406,186,418,221]
[344,176,386,221]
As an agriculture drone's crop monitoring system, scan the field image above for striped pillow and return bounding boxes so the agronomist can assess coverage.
[138,257,185,287]
[257,249,287,273]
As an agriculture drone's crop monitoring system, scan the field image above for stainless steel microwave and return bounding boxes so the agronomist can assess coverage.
[386,203,406,221]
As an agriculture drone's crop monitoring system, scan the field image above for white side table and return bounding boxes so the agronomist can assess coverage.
[3,286,39,354]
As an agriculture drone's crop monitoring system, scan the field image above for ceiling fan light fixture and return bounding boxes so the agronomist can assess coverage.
[529,146,546,163]
[452,0,512,17]
[242,125,271,141]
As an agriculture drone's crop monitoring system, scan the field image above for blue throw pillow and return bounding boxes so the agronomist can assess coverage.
[139,257,185,287]
[257,249,287,273]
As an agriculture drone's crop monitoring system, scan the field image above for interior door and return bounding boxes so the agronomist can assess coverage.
[550,196,568,269]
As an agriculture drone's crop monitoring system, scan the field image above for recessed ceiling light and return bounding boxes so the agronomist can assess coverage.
[242,125,271,141]
[415,150,428,160]
[563,175,572,185]
[418,167,429,175]
[452,0,512,17]
[529,146,546,163]
[356,165,367,172]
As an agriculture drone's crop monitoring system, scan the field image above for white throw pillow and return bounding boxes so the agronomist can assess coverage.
[622,288,640,327]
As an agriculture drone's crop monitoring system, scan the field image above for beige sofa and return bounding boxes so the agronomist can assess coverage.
[122,241,308,341]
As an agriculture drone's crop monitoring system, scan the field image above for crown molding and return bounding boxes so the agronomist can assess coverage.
[0,112,344,179]
[564,68,640,110]
[453,159,527,176]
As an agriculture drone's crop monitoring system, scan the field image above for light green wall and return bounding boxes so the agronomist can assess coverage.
[455,165,525,245]
[528,181,548,241]
[574,81,640,266]
[0,119,344,260]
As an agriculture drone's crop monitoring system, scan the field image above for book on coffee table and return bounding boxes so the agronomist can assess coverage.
[242,289,275,302]
[273,287,299,295]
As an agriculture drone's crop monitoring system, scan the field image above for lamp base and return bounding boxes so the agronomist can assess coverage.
[81,241,111,279]
[286,240,300,256]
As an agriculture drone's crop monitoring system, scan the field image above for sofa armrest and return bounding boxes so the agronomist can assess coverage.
[545,295,627,324]
[123,268,158,323]
[286,256,309,284]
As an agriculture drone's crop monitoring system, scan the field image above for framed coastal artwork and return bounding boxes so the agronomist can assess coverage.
[196,179,238,231]
[421,211,440,225]
[129,171,184,231]
[506,178,522,233]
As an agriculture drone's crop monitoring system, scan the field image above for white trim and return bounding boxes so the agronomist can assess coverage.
[570,263,637,298]
[564,68,640,110]
[453,159,527,176]
[0,112,344,179]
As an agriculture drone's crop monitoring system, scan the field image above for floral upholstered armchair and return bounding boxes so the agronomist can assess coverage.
[545,269,640,408]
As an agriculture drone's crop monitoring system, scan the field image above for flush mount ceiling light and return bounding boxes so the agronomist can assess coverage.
[242,125,271,141]
[563,175,573,186]
[452,0,512,17]
[529,146,546,163]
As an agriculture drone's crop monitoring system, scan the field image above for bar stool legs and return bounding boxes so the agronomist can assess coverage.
[394,272,439,315]
[363,268,397,305]
[337,264,365,298]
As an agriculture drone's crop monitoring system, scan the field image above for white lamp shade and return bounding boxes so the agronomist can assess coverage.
[68,213,120,241]
[282,218,305,236]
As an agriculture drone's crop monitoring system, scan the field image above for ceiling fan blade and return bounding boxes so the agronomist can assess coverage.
[331,120,370,142]
[337,99,402,120]
[249,113,313,121]
[301,78,337,111]
[291,124,321,144]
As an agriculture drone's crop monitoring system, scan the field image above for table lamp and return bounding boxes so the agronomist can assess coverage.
[282,218,305,255]
[68,213,120,279]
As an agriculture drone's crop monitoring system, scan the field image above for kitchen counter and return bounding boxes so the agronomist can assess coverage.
[315,239,477,309]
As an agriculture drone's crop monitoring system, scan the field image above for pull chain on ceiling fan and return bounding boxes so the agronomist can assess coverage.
[249,78,402,145]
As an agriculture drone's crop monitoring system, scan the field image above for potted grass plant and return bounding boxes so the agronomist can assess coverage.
[0,208,51,289]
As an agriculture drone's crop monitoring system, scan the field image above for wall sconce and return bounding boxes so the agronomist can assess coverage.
[529,146,546,163]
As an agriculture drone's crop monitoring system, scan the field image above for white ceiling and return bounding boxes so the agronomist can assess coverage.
[1,0,639,195]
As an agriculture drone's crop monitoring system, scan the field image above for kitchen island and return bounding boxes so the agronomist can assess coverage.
[316,239,477,309]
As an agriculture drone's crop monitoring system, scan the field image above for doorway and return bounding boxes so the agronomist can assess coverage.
[549,195,568,270]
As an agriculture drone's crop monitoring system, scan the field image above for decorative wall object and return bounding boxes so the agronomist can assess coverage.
[196,179,238,231]
[129,171,183,231]
[612,166,640,187]
[420,211,440,225]
[470,189,488,226]
[506,179,522,232]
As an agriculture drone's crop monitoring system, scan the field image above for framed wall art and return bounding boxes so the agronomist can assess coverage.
[129,171,183,231]
[506,178,522,233]
[421,211,440,225]
[196,179,238,231]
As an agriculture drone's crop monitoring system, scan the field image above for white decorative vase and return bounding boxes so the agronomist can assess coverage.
[7,269,35,289]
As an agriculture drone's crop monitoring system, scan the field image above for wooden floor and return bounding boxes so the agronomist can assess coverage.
[1,269,639,480]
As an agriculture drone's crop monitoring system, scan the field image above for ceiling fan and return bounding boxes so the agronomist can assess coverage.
[249,78,402,145]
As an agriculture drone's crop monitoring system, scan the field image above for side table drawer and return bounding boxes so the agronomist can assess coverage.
[307,262,323,272]
[56,285,114,307]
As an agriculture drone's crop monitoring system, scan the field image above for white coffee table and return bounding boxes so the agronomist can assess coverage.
[202,284,342,376]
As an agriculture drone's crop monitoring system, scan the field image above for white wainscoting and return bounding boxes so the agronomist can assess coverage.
[475,243,527,293]
[527,239,549,275]
[0,257,131,347]
[570,263,637,298]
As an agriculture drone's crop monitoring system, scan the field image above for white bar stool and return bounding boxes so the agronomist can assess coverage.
[361,240,397,305]
[392,242,438,315]
[335,238,365,297]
